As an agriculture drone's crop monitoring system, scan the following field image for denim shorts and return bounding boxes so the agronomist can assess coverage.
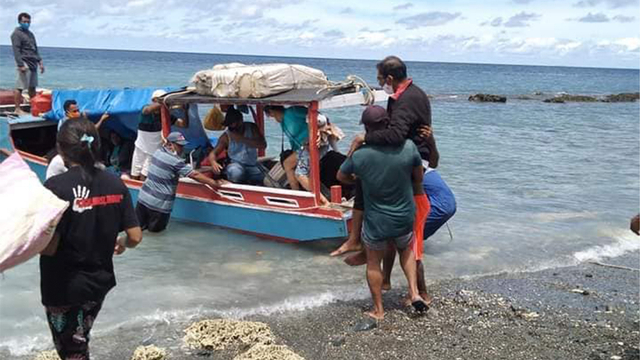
[295,145,329,177]
[362,228,414,252]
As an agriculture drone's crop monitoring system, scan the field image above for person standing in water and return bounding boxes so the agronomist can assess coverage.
[41,118,142,359]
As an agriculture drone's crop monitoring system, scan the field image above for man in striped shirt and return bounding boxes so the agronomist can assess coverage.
[136,132,220,232]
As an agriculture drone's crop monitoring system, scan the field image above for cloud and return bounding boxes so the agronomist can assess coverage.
[578,12,610,21]
[573,0,638,8]
[323,29,344,38]
[613,14,636,22]
[396,12,461,29]
[513,0,535,3]
[340,7,353,14]
[481,17,503,26]
[393,2,413,10]
[504,12,541,27]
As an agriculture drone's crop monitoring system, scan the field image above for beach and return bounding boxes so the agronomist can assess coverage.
[12,250,638,360]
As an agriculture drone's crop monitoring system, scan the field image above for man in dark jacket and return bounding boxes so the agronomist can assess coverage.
[11,12,44,115]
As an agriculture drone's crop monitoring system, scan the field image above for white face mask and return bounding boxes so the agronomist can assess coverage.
[382,83,394,95]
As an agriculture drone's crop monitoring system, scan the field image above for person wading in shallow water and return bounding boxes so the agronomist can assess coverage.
[41,118,142,360]
[332,56,457,305]
[337,105,429,320]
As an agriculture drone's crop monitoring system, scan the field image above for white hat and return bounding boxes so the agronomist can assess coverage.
[151,89,167,100]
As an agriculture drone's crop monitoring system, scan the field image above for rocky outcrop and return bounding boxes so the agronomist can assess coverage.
[468,94,507,103]
[602,92,639,102]
[543,95,598,103]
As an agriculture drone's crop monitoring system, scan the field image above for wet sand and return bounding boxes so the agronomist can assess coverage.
[14,252,639,360]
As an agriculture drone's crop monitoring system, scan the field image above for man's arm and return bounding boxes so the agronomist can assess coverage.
[189,170,221,188]
[10,32,25,69]
[411,165,425,195]
[34,35,44,74]
[40,232,60,256]
[95,113,110,129]
[142,102,161,115]
[114,226,143,254]
[418,125,439,169]
[337,170,356,185]
[364,102,415,146]
[207,133,229,174]
[228,123,267,149]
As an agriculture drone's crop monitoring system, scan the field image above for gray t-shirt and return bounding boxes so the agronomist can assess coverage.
[340,140,421,241]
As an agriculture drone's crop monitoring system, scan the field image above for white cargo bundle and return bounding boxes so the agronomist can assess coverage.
[191,63,330,98]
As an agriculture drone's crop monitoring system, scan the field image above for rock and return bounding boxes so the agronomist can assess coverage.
[330,336,346,347]
[602,92,639,102]
[570,288,590,295]
[544,94,598,103]
[586,274,594,278]
[353,318,377,332]
[468,93,507,103]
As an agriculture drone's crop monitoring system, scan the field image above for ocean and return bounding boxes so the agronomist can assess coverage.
[1,46,639,357]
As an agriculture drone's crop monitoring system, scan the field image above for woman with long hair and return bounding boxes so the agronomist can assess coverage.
[40,118,142,359]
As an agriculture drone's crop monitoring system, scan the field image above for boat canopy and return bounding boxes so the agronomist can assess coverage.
[43,87,176,139]
[162,86,359,107]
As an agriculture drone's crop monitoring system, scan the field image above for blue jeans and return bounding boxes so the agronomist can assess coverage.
[226,162,264,184]
[422,170,456,239]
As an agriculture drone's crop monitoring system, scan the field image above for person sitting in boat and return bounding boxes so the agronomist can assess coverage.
[58,99,110,131]
[263,105,329,205]
[131,90,165,181]
[105,131,134,176]
[336,105,428,320]
[207,107,266,185]
[47,101,110,179]
[136,132,222,233]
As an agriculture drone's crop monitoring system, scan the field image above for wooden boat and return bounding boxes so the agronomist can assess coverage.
[0,84,386,242]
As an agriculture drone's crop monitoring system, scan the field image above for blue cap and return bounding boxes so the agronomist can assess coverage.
[166,132,188,145]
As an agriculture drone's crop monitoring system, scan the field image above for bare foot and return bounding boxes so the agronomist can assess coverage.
[382,282,391,291]
[344,251,366,266]
[365,311,384,320]
[420,292,433,306]
[330,238,362,257]
[15,109,29,116]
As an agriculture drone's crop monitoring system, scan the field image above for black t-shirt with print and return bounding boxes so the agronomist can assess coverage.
[41,166,138,306]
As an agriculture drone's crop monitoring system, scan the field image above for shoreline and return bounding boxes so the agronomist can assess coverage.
[11,251,639,360]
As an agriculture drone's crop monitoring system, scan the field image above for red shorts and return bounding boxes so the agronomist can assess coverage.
[412,194,431,260]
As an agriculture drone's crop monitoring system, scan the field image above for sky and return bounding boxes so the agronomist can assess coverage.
[1,0,639,69]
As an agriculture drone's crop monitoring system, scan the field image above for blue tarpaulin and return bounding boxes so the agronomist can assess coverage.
[42,88,210,150]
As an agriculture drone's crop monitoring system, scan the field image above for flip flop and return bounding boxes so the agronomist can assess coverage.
[412,299,429,313]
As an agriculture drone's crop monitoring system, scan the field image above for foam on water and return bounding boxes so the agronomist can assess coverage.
[573,230,640,263]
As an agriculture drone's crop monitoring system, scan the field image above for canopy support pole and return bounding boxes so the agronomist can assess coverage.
[308,101,321,205]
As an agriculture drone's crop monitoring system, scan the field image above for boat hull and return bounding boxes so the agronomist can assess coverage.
[17,152,350,242]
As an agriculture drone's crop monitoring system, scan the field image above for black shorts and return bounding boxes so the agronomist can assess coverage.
[135,202,170,232]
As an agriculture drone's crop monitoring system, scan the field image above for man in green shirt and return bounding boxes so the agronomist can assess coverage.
[337,105,428,320]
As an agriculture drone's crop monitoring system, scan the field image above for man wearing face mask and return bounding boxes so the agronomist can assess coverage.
[11,12,44,115]
[136,132,221,232]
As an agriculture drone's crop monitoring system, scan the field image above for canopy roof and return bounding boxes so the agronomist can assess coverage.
[162,86,358,106]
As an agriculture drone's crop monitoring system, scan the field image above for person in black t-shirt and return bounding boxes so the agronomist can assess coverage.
[41,118,142,360]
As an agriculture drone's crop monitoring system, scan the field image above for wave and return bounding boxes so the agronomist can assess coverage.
[573,230,640,263]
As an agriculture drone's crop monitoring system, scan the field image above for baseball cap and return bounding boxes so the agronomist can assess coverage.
[222,107,243,126]
[151,89,167,100]
[360,105,389,125]
[166,131,188,145]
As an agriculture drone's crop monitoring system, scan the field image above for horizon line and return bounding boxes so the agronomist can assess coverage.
[0,44,638,71]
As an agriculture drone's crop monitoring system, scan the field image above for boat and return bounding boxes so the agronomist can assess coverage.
[0,81,387,242]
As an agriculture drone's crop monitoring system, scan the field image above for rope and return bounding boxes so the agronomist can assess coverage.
[203,184,322,212]
[589,261,640,272]
[317,74,376,106]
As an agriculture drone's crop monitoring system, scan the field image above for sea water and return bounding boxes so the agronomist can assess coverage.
[1,46,639,356]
